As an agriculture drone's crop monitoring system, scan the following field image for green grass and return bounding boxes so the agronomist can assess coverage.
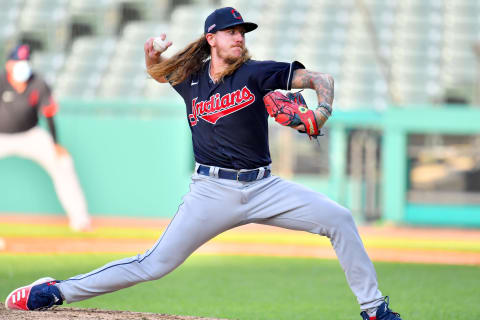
[1,254,479,319]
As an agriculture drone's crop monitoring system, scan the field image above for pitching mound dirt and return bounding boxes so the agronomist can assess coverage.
[0,304,229,320]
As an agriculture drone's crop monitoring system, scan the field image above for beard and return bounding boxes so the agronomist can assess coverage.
[218,46,245,65]
[212,47,251,82]
[225,56,240,64]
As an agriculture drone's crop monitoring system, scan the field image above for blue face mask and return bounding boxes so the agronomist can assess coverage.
[12,61,32,82]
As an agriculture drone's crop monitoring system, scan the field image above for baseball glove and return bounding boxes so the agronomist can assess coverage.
[263,90,320,138]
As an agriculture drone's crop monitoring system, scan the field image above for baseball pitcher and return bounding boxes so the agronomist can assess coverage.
[5,8,402,320]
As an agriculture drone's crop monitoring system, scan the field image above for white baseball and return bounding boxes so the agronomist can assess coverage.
[153,37,168,52]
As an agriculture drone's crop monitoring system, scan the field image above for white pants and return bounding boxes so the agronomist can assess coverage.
[58,170,383,310]
[0,126,91,231]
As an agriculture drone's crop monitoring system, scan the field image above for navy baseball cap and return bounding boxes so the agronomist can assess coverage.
[204,7,257,34]
[8,44,31,61]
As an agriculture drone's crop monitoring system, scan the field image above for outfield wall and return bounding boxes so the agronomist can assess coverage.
[1,100,479,227]
[0,99,192,218]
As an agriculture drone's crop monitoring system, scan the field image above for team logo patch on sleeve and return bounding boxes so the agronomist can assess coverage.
[188,86,255,126]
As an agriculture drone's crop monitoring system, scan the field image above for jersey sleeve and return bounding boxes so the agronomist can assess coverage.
[254,60,305,93]
[171,74,192,101]
[37,78,58,118]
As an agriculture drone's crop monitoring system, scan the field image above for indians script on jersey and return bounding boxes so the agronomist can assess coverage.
[188,86,255,126]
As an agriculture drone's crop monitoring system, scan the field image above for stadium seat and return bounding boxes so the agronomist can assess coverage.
[54,36,116,98]
[69,0,121,36]
[2,0,478,106]
[143,77,177,99]
[18,0,70,51]
[31,52,66,86]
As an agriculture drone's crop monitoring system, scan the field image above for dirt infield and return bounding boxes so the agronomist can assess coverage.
[0,304,227,320]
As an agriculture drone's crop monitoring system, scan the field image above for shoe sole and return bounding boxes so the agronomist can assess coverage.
[4,277,55,311]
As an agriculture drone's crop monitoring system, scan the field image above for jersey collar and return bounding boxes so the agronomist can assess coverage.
[207,60,216,84]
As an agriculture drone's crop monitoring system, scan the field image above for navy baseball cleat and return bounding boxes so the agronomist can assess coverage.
[360,296,402,320]
[5,277,63,311]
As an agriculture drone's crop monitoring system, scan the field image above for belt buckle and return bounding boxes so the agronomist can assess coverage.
[236,170,242,182]
[236,168,249,182]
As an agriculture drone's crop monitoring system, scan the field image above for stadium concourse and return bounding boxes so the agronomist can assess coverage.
[1,214,480,266]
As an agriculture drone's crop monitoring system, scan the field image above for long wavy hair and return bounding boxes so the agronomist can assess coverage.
[147,34,251,86]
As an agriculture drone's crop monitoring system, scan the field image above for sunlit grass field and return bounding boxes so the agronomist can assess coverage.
[1,254,479,320]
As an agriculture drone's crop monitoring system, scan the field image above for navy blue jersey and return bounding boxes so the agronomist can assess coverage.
[172,59,305,169]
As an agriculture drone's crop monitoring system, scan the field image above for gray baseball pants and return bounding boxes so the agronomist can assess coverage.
[57,168,384,310]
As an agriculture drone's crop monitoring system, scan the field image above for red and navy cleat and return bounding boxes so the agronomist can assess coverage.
[5,277,63,311]
[360,296,402,320]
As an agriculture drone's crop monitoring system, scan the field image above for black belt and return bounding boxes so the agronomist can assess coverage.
[197,165,271,182]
